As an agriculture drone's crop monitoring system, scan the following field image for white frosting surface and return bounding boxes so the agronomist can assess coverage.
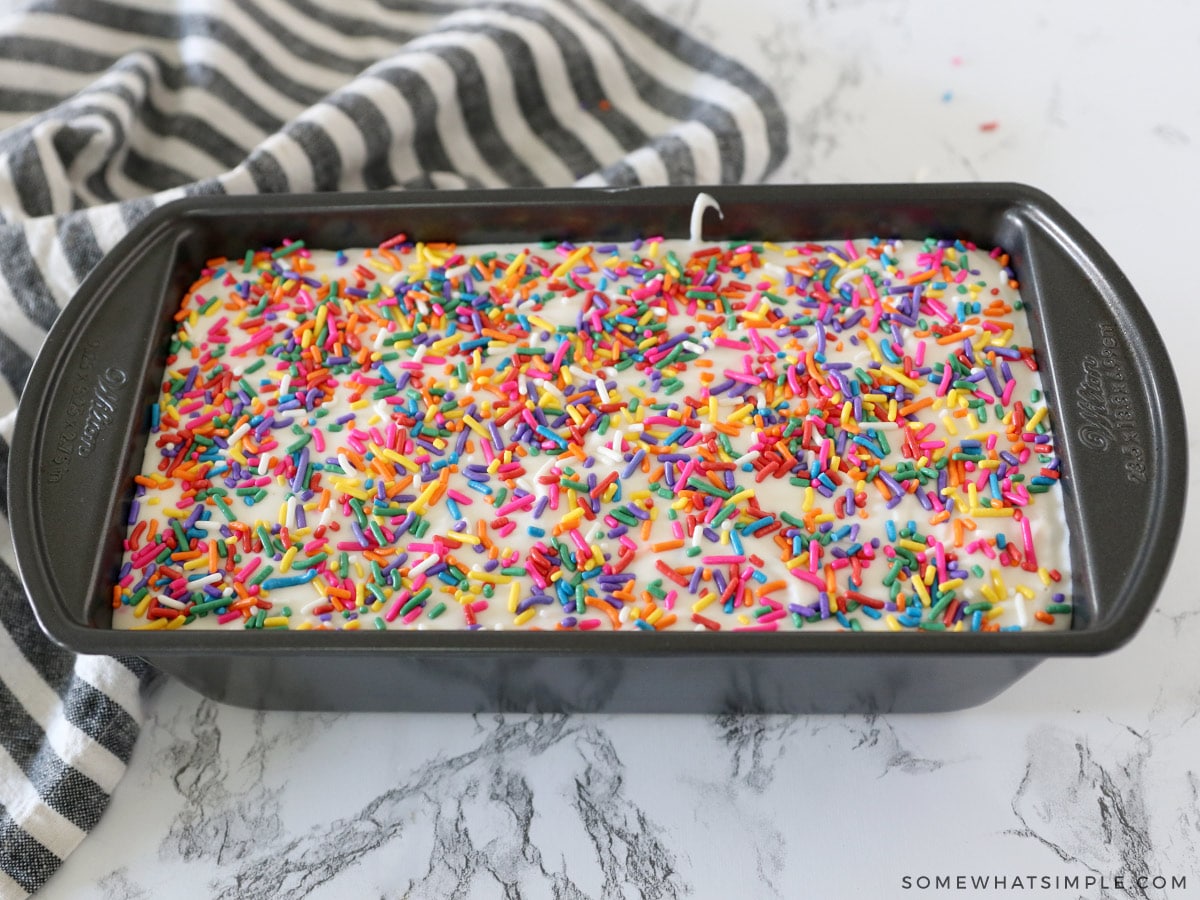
[113,231,1072,632]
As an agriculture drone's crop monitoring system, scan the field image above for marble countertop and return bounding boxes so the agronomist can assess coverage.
[37,1,1200,897]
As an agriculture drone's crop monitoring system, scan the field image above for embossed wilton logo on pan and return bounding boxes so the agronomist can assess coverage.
[1074,355,1114,451]
[76,367,127,458]
[1072,322,1146,484]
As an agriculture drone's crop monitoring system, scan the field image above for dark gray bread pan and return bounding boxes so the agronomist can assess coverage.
[7,184,1186,713]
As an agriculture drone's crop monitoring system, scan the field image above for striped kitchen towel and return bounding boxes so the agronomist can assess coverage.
[0,0,786,895]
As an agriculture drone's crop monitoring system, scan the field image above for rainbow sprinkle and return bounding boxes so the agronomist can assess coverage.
[113,230,1071,632]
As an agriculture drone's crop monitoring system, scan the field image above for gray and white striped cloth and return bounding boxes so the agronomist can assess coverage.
[0,0,785,895]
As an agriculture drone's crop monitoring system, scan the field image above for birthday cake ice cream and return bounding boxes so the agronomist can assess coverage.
[113,215,1072,632]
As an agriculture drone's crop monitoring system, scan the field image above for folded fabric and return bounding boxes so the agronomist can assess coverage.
[0,1,785,895]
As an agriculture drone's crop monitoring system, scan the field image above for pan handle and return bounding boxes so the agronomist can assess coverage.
[1004,196,1187,648]
[10,205,188,645]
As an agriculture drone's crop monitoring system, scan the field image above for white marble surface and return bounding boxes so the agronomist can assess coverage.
[38,1,1200,897]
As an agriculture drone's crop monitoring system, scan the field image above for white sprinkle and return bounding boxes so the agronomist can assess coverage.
[227,423,250,446]
[409,553,442,577]
[156,594,188,610]
[338,453,357,476]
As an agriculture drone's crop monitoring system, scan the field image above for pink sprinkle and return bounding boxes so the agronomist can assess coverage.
[568,529,590,554]
[496,493,535,516]
[790,568,825,589]
[384,590,411,622]
[715,337,750,350]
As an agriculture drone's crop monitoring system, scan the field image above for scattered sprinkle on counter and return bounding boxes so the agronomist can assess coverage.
[113,228,1071,632]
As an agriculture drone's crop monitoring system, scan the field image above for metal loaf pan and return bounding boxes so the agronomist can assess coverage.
[8,184,1186,714]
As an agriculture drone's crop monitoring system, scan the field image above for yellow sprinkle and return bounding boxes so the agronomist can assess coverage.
[880,365,922,392]
[559,508,584,528]
[462,415,491,439]
[552,246,592,278]
[691,592,716,613]
[992,569,1007,596]
[1026,407,1049,430]
[728,403,755,423]
[899,539,928,555]
[132,592,155,618]
[508,580,520,614]
[514,608,536,626]
[262,616,289,628]
[939,578,964,592]
[911,575,932,607]
[1037,567,1052,586]
[280,546,298,573]
[645,608,664,626]
[503,251,527,279]
[968,507,1014,518]
[409,481,439,514]
[727,488,755,504]
[132,618,168,630]
[886,614,902,632]
[1016,585,1036,600]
